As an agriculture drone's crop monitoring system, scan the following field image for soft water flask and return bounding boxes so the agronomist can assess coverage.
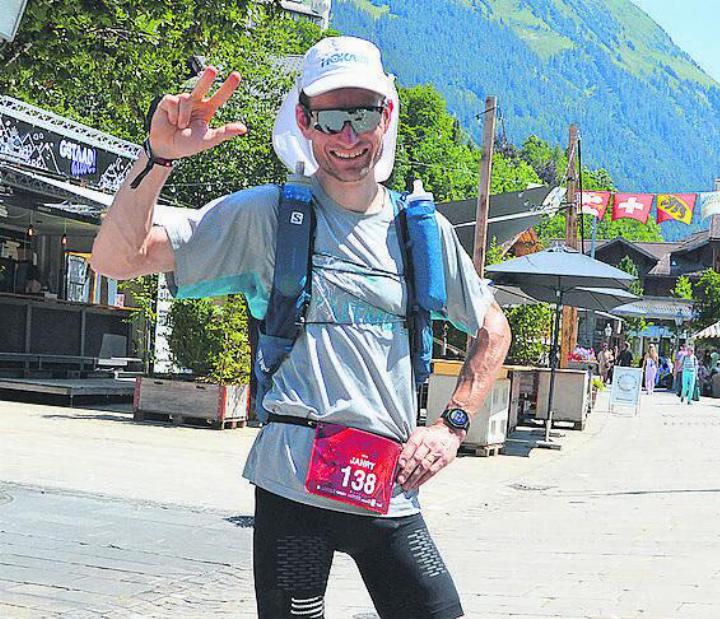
[405,179,446,311]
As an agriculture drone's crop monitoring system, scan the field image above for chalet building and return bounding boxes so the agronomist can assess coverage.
[280,0,332,30]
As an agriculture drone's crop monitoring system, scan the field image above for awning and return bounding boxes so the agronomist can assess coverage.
[436,186,565,253]
[635,325,676,339]
[693,322,720,339]
[611,296,694,321]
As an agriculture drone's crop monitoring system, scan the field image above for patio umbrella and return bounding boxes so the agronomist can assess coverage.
[491,285,537,307]
[519,285,639,312]
[492,285,638,311]
[486,245,636,448]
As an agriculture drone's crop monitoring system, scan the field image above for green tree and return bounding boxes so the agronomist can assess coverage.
[693,269,720,330]
[504,304,552,365]
[672,275,693,300]
[388,84,541,201]
[1,1,329,378]
[535,157,663,246]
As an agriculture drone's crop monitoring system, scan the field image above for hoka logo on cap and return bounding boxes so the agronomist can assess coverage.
[319,52,371,68]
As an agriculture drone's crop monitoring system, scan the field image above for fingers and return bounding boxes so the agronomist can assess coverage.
[176,93,194,130]
[400,450,437,491]
[396,426,461,491]
[157,95,180,126]
[410,458,446,490]
[204,122,248,149]
[189,65,219,101]
[207,71,242,113]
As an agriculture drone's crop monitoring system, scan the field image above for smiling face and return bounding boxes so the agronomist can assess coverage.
[295,87,391,186]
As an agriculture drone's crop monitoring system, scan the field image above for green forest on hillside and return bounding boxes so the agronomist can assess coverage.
[332,0,720,241]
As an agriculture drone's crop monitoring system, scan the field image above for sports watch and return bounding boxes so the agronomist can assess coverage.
[441,408,471,432]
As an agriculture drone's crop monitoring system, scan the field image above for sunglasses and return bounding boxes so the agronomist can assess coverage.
[303,105,386,135]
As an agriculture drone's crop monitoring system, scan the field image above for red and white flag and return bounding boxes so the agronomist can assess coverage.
[612,193,654,223]
[580,191,611,219]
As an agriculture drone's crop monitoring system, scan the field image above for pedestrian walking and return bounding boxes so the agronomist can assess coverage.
[90,36,511,619]
[673,344,686,397]
[681,345,699,405]
[616,341,633,367]
[643,344,659,395]
[598,342,612,385]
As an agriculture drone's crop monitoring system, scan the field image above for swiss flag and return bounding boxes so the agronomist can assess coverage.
[580,191,611,219]
[612,193,654,223]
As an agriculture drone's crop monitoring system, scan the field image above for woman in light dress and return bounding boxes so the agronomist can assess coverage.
[643,344,659,395]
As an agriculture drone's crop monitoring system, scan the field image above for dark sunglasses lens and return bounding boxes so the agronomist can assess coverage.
[349,108,382,133]
[314,108,382,134]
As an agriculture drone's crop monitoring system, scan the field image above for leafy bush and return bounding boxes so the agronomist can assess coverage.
[504,303,553,365]
[167,296,251,384]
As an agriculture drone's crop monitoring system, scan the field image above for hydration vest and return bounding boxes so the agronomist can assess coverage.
[252,178,446,422]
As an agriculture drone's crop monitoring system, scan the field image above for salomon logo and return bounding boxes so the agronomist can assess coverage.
[290,212,304,225]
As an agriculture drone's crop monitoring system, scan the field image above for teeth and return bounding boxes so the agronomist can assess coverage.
[333,149,366,159]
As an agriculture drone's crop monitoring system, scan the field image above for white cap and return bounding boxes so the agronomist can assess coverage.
[273,36,399,182]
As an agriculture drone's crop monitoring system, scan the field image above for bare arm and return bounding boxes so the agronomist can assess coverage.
[443,301,512,420]
[90,67,246,280]
[90,155,175,279]
[397,301,511,490]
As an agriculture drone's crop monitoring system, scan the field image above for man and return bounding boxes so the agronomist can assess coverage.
[597,342,612,385]
[616,341,633,367]
[91,36,511,619]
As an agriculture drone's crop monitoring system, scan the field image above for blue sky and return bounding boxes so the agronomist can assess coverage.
[632,1,720,83]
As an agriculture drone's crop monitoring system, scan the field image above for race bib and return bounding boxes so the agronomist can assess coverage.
[305,422,401,515]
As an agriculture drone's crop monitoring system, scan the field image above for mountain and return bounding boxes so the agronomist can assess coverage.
[330,0,720,241]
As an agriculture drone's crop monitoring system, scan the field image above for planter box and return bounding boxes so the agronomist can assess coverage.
[534,368,589,430]
[133,377,249,429]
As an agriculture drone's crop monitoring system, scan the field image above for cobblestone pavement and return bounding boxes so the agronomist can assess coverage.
[1,391,720,617]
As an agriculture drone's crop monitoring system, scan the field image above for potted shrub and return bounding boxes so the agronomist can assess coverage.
[591,376,606,408]
[133,295,251,429]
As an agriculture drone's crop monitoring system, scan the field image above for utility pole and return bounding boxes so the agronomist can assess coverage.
[560,124,579,369]
[467,96,497,353]
[472,96,497,278]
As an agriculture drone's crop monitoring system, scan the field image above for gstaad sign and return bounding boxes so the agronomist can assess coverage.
[58,139,97,177]
[0,113,135,191]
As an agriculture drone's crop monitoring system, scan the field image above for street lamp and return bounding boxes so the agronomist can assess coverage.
[674,310,684,354]
[674,310,684,329]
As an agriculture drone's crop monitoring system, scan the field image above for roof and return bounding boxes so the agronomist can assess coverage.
[611,296,694,320]
[593,237,664,263]
[672,230,710,255]
[570,238,681,260]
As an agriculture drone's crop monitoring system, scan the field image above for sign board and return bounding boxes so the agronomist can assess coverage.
[0,113,135,191]
[0,0,29,42]
[609,366,642,414]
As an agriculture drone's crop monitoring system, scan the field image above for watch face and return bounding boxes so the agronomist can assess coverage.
[448,409,469,426]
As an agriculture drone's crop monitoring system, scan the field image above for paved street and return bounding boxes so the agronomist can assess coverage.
[1,390,720,618]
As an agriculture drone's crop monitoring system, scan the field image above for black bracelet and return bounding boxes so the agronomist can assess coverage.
[130,137,175,189]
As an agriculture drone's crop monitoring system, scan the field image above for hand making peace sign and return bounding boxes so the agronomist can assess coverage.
[149,66,247,160]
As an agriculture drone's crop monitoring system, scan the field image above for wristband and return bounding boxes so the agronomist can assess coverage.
[129,137,175,189]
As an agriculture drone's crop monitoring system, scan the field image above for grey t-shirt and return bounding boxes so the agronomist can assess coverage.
[157,176,493,517]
